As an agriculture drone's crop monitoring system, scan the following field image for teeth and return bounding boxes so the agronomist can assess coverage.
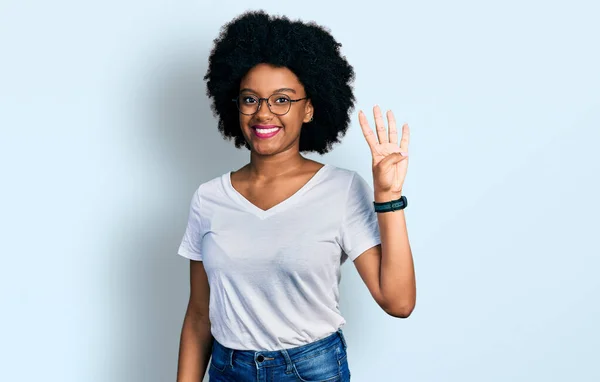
[256,127,279,134]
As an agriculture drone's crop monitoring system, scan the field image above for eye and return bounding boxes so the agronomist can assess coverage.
[241,96,257,104]
[273,97,290,104]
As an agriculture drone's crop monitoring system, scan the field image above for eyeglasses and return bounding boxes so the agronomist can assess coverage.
[232,93,308,116]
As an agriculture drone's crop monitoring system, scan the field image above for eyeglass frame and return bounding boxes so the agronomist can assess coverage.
[231,93,309,116]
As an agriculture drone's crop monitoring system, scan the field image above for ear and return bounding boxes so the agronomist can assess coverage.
[303,99,314,123]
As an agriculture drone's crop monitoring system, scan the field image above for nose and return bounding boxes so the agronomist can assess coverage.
[254,98,275,120]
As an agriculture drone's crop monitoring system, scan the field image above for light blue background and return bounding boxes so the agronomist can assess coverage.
[1,1,599,381]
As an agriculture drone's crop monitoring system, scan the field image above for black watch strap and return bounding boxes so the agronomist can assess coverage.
[373,195,408,213]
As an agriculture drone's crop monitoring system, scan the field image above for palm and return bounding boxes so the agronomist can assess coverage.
[358,106,410,195]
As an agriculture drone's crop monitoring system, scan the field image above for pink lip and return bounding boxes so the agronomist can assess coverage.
[252,125,282,139]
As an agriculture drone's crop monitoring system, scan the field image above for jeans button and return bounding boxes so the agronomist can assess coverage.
[257,355,265,362]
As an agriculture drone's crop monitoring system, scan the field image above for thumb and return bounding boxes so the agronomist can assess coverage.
[380,152,408,168]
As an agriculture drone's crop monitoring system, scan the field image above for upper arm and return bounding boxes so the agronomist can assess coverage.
[353,244,386,309]
[187,260,210,323]
[338,173,386,308]
[178,187,206,261]
[338,173,381,262]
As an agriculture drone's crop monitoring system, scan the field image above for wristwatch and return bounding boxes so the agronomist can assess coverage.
[373,195,408,213]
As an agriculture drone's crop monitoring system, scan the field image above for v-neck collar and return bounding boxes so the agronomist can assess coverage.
[222,164,330,220]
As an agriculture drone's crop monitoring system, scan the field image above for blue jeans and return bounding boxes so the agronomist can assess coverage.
[208,328,351,381]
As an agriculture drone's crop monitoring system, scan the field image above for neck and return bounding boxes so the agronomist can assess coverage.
[247,150,308,180]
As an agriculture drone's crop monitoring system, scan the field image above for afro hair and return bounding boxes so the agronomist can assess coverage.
[204,10,356,154]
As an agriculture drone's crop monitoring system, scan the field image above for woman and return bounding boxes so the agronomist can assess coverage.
[176,10,416,382]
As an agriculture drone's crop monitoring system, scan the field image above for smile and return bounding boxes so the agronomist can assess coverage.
[252,125,282,139]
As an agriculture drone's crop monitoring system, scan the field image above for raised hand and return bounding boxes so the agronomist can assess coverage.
[358,105,410,199]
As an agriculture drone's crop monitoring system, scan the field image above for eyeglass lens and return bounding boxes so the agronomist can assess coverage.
[237,94,291,115]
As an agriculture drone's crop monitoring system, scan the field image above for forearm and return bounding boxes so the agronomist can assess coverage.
[375,191,416,317]
[177,310,213,382]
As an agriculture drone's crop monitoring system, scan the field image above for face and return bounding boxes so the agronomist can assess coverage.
[237,63,313,156]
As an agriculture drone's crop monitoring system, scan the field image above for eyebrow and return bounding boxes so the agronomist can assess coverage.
[239,87,297,94]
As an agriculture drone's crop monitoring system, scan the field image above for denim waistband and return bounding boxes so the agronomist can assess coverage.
[212,328,348,369]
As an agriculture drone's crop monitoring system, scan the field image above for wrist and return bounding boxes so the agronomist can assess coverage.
[374,190,403,203]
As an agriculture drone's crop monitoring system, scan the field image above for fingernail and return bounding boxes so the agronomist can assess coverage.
[400,152,409,156]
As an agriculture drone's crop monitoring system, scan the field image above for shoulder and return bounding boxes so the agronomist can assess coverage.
[324,164,370,188]
[190,171,230,201]
[323,164,356,181]
[324,165,374,208]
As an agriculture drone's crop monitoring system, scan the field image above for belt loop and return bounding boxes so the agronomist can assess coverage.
[337,328,348,350]
[280,348,294,374]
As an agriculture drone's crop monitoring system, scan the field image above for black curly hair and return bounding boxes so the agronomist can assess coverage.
[204,10,356,154]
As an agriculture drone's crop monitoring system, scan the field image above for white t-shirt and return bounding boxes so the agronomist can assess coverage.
[177,164,381,351]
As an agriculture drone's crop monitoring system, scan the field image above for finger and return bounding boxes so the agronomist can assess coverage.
[387,110,398,145]
[399,123,410,152]
[358,110,377,153]
[373,105,388,144]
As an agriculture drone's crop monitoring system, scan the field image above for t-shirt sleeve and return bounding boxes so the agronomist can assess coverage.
[177,187,206,261]
[339,172,382,262]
